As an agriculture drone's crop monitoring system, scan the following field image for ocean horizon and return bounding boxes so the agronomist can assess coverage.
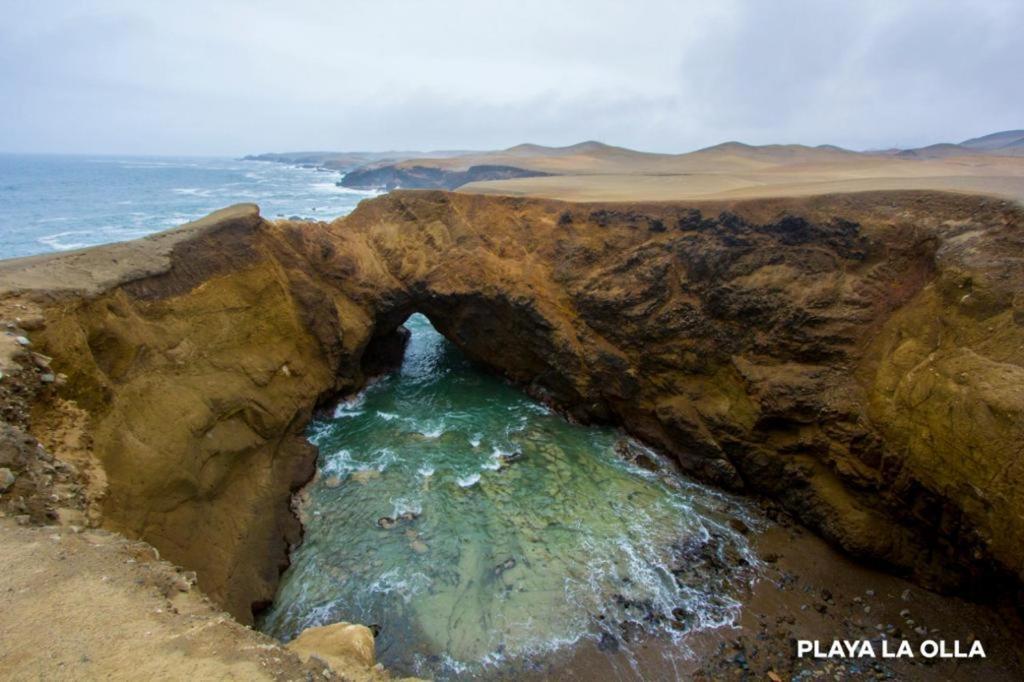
[0,153,377,259]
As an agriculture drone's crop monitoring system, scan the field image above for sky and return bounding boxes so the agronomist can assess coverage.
[0,0,1021,156]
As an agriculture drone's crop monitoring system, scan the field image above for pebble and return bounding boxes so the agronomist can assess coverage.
[0,467,15,492]
[15,336,31,347]
[39,373,56,384]
[900,589,912,601]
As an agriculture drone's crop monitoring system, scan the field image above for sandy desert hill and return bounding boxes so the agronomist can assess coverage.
[450,133,1024,202]
[259,130,1024,202]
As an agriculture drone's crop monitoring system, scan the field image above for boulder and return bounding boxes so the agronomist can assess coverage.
[286,622,376,671]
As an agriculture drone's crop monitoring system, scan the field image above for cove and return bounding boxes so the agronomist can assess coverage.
[259,314,763,679]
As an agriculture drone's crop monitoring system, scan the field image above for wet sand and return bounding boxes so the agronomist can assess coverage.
[514,505,1024,681]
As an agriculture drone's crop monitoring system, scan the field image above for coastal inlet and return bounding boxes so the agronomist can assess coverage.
[259,315,764,679]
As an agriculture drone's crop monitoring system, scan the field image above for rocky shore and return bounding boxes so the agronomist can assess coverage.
[1,190,1022,676]
[338,164,550,191]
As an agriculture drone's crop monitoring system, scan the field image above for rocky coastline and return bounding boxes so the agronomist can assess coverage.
[1,190,1022,677]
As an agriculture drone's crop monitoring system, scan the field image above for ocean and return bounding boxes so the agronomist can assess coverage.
[261,314,762,680]
[0,154,378,259]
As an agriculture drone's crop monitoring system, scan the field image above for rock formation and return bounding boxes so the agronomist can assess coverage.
[1,189,1021,626]
[339,163,550,190]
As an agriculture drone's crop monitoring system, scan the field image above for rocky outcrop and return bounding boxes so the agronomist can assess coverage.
[1,190,1022,625]
[339,163,550,190]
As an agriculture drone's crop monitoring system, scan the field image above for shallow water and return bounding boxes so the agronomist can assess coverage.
[0,154,377,258]
[260,315,762,679]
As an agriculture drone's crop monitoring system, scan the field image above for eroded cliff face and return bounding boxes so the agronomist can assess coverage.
[2,190,1021,623]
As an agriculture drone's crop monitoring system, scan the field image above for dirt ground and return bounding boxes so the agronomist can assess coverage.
[0,517,326,681]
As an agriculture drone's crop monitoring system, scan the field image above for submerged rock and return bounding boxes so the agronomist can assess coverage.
[350,469,381,485]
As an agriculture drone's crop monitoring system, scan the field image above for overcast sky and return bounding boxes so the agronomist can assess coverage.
[1,0,1021,155]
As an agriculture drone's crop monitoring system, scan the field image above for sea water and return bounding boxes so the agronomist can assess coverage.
[0,154,377,258]
[260,314,763,679]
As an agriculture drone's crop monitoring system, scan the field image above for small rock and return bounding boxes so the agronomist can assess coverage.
[899,609,911,618]
[410,540,428,554]
[0,467,15,493]
[15,514,30,526]
[324,475,342,488]
[597,632,619,652]
[17,316,45,331]
[865,589,875,597]
[39,373,56,384]
[728,518,750,535]
[900,589,912,602]
[377,516,396,530]
[15,336,30,347]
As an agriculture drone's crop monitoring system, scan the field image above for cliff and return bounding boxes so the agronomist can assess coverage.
[1,189,1022,628]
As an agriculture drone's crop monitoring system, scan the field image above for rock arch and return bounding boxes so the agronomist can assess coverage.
[4,190,1023,621]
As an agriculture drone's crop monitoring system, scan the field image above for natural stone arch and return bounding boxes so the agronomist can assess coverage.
[3,190,1022,622]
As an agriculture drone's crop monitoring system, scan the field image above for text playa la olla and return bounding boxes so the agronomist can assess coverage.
[797,639,986,659]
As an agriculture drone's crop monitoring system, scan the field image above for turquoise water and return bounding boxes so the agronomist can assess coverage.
[0,154,376,258]
[260,315,762,679]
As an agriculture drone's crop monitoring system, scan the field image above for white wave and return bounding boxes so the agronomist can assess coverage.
[38,232,91,251]
[368,568,431,603]
[416,423,445,438]
[320,449,354,476]
[417,465,435,477]
[332,392,367,418]
[456,473,481,488]
[389,496,422,518]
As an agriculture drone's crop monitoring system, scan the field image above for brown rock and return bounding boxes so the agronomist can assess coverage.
[286,622,376,671]
[0,190,1020,625]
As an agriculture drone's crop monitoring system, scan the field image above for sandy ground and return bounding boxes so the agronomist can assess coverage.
[0,518,325,681]
[459,154,1024,203]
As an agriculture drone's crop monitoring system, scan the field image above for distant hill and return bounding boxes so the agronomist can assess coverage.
[891,129,1024,159]
[960,130,1024,151]
[245,129,1024,194]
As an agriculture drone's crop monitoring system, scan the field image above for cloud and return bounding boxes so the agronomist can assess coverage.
[0,0,1020,154]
